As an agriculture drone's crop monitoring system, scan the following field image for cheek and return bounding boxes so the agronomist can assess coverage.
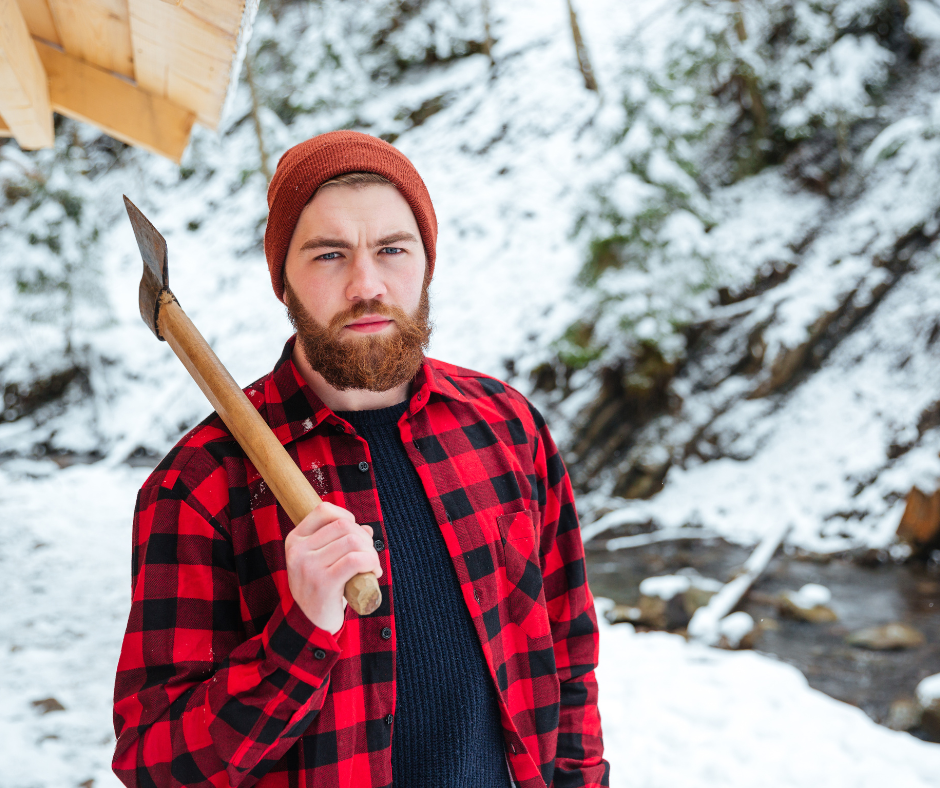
[395,263,427,309]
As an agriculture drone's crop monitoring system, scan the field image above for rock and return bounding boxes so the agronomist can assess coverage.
[636,594,671,629]
[897,486,940,550]
[717,612,758,650]
[885,698,922,731]
[916,579,940,596]
[778,584,838,623]
[31,697,65,714]
[845,622,925,650]
[682,585,718,617]
[916,673,940,707]
[636,572,723,630]
[604,604,642,625]
[918,675,940,739]
[639,574,692,600]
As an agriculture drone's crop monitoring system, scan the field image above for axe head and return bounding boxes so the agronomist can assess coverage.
[124,195,172,341]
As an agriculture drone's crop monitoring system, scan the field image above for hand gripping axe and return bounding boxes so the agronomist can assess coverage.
[124,195,382,617]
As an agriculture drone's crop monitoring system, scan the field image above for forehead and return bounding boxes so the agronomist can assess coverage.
[297,183,419,236]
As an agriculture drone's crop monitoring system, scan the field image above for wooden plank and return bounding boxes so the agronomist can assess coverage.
[129,0,244,128]
[0,113,13,137]
[0,0,53,149]
[47,0,134,78]
[36,40,195,162]
[14,0,61,46]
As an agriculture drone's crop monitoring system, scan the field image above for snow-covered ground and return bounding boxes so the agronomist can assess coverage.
[3,461,938,786]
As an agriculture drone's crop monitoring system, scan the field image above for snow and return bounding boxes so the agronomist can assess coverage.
[639,573,722,600]
[784,583,833,609]
[639,574,692,600]
[3,465,938,787]
[917,674,940,707]
[718,611,755,648]
[596,599,940,788]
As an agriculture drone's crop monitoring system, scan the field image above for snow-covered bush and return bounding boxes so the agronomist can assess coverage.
[0,124,122,434]
[546,0,917,387]
[246,0,490,156]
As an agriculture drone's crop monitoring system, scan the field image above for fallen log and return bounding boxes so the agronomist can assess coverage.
[688,520,792,645]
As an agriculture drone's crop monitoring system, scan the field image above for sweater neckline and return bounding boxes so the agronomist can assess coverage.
[336,399,409,428]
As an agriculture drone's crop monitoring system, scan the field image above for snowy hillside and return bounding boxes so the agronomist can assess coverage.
[3,0,940,554]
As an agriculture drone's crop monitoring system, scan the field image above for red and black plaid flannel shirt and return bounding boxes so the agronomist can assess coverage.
[113,339,608,788]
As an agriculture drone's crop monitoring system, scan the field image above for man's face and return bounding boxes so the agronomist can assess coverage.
[282,183,432,392]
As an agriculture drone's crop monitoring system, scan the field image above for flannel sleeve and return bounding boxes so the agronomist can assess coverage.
[112,453,339,788]
[530,407,610,788]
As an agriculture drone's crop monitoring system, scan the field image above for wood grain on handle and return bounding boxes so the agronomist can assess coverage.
[158,294,381,616]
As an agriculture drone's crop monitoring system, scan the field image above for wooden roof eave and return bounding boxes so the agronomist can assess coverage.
[0,0,258,163]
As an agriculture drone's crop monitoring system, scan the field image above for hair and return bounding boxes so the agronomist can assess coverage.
[310,171,394,202]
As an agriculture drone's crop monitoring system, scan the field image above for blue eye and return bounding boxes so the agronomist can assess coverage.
[318,251,342,260]
[382,247,404,255]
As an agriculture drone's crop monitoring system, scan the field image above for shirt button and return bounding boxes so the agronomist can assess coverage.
[385,714,394,725]
[358,461,369,472]
[473,589,480,602]
[311,648,326,660]
[374,539,385,551]
[334,423,346,433]
[381,626,392,640]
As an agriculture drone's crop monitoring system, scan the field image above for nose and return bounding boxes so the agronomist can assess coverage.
[345,250,387,303]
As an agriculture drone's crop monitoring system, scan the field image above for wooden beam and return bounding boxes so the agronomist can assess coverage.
[129,0,244,128]
[14,0,61,46]
[46,0,134,79]
[0,0,53,149]
[35,40,195,163]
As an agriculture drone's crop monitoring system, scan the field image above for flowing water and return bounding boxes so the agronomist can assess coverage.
[585,535,940,742]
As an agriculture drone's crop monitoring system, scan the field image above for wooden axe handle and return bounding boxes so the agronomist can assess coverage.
[158,293,382,617]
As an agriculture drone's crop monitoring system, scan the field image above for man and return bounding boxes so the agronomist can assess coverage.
[113,131,609,788]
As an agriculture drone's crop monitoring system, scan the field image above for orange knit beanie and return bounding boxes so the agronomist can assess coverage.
[264,130,438,301]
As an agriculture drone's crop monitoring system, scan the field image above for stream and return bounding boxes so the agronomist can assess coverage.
[584,534,940,743]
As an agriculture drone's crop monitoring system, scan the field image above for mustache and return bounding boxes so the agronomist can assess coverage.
[328,299,400,331]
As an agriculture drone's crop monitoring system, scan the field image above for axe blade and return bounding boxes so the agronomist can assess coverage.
[124,195,171,340]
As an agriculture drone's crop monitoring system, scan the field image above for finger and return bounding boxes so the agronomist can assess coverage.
[309,530,380,572]
[294,501,357,537]
[303,518,374,552]
[329,550,384,586]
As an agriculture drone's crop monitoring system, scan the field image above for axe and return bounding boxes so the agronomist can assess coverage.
[124,196,381,617]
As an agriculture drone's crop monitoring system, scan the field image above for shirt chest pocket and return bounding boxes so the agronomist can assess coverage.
[496,510,550,641]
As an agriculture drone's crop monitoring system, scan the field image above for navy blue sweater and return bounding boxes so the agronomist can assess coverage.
[339,401,511,788]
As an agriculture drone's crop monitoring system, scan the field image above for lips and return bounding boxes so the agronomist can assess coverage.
[345,315,393,333]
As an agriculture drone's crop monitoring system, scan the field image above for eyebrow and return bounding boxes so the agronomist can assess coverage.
[298,232,419,253]
[376,232,419,247]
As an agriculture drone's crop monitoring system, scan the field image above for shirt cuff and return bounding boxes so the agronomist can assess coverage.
[261,597,342,688]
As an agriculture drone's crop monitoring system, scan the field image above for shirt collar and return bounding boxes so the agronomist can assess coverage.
[263,336,469,447]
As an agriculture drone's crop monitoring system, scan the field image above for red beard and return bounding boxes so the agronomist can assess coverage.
[283,278,432,393]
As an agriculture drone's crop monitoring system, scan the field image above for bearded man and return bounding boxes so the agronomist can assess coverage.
[112,131,609,788]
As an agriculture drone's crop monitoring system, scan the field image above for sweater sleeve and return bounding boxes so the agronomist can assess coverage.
[112,453,340,788]
[529,406,610,788]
